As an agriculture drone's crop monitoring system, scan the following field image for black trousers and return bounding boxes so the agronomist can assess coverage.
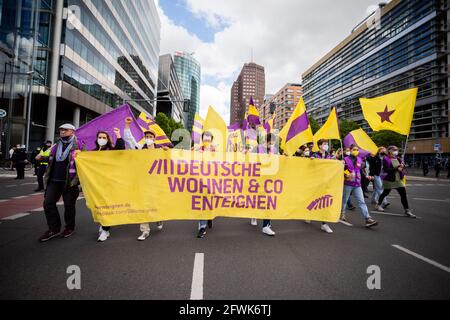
[378,187,409,210]
[16,163,25,179]
[43,182,79,232]
[36,165,47,190]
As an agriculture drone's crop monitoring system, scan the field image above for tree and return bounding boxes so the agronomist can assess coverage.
[308,116,320,134]
[370,130,406,148]
[155,112,184,138]
[339,119,360,139]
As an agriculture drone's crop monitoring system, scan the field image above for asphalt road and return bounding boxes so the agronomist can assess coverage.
[1,171,449,299]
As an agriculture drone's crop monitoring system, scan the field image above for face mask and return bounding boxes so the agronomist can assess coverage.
[97,138,107,147]
[351,151,359,157]
[321,145,329,152]
[380,152,386,157]
[61,136,71,142]
[345,151,351,156]
[145,139,154,146]
[304,151,310,157]
[392,151,399,157]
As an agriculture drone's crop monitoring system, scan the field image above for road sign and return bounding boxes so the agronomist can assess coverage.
[434,144,441,152]
[0,109,6,118]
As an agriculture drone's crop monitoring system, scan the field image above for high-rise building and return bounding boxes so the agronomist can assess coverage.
[302,0,449,155]
[0,0,160,154]
[157,54,187,126]
[230,62,265,126]
[259,83,302,130]
[173,51,200,131]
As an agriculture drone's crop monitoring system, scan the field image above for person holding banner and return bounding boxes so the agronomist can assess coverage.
[341,145,378,228]
[375,146,416,218]
[250,133,277,236]
[89,128,125,242]
[38,124,82,242]
[197,131,216,238]
[123,117,166,241]
[310,139,334,233]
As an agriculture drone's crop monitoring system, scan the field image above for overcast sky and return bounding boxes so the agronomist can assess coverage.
[156,0,383,123]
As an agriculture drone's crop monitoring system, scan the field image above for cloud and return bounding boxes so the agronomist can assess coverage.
[157,0,379,123]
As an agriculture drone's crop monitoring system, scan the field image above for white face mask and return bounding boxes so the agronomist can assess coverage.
[345,151,351,156]
[97,138,107,147]
[392,151,399,157]
[145,139,154,146]
[321,144,329,152]
[304,151,310,157]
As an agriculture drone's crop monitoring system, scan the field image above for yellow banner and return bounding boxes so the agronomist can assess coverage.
[76,149,344,226]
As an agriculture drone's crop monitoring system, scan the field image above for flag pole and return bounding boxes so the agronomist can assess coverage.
[402,134,410,161]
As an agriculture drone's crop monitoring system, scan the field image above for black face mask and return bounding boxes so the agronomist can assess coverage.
[61,136,71,142]
[380,153,386,156]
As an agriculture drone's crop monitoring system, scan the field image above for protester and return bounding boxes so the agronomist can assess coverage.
[375,145,416,218]
[337,147,356,213]
[367,147,390,209]
[123,117,167,241]
[34,141,52,192]
[309,139,334,233]
[446,158,450,179]
[86,128,125,242]
[250,133,277,236]
[12,145,27,180]
[341,145,378,227]
[196,131,216,238]
[38,124,82,242]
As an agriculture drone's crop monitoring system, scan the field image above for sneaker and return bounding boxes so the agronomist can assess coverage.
[197,228,206,238]
[365,218,378,228]
[384,202,391,208]
[207,220,213,229]
[304,220,311,224]
[39,230,61,242]
[137,232,150,241]
[321,224,333,233]
[340,214,347,222]
[251,218,257,226]
[97,230,110,242]
[375,204,385,212]
[404,209,417,219]
[61,228,74,238]
[156,221,163,230]
[262,225,275,236]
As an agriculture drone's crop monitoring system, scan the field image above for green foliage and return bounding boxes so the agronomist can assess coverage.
[154,112,184,138]
[308,116,320,134]
[370,130,406,148]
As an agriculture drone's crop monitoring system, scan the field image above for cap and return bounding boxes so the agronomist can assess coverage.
[144,129,156,136]
[388,145,398,151]
[59,123,76,130]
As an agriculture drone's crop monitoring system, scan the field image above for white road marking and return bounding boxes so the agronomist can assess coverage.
[5,185,17,188]
[20,182,37,186]
[392,245,450,273]
[190,253,204,300]
[0,199,7,203]
[371,211,421,219]
[1,213,30,220]
[339,220,353,226]
[30,207,44,212]
[413,198,450,203]
[12,195,27,199]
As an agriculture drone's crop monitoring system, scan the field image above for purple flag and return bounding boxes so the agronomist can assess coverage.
[228,122,240,131]
[76,104,143,151]
[286,112,309,142]
[343,133,371,158]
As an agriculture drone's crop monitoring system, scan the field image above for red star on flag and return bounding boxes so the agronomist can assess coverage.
[377,106,395,123]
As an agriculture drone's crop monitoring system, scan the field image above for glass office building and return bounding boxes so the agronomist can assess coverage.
[0,0,161,155]
[173,51,201,131]
[302,0,449,154]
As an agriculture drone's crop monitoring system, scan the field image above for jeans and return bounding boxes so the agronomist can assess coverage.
[262,219,271,228]
[342,185,370,219]
[371,175,388,206]
[378,187,409,210]
[43,182,79,232]
[198,220,208,230]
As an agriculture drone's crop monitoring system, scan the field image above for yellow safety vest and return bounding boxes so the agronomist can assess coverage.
[39,149,51,165]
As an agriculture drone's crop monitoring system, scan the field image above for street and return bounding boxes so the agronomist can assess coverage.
[1,171,450,300]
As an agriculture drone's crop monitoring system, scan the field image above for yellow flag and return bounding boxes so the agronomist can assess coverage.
[360,88,417,135]
[279,98,313,156]
[344,128,378,157]
[312,107,340,152]
[203,105,228,153]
